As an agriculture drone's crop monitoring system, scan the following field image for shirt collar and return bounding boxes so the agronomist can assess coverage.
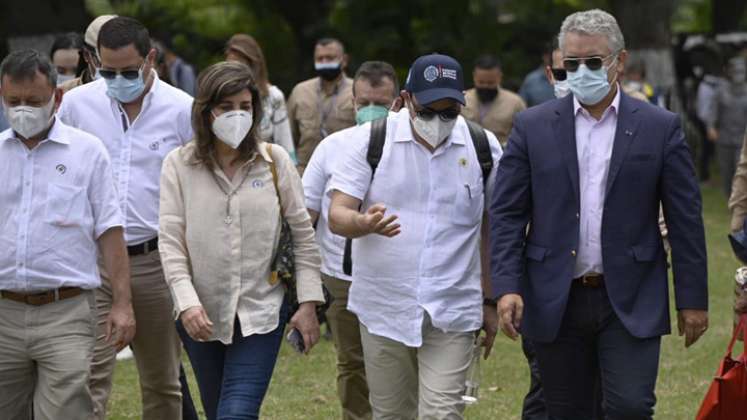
[257,141,273,163]
[0,116,69,145]
[44,117,70,144]
[573,83,621,119]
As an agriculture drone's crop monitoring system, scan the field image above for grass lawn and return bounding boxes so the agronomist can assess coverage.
[108,182,740,419]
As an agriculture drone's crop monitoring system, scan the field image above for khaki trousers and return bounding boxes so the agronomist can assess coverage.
[360,315,474,420]
[90,249,182,420]
[0,291,96,420]
[322,274,372,420]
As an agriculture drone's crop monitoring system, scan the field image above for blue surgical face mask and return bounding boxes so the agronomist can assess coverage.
[567,59,617,105]
[105,66,146,103]
[554,80,571,98]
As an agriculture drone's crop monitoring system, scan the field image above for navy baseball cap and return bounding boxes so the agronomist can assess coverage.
[405,53,465,106]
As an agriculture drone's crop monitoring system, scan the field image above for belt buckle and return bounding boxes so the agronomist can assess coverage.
[581,275,592,286]
[582,274,602,287]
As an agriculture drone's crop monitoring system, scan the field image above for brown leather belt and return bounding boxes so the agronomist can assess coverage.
[0,287,84,306]
[573,274,605,288]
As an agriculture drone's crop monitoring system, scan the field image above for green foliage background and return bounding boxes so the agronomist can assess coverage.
[83,0,743,94]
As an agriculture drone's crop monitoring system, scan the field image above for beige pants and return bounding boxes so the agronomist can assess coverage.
[0,291,96,420]
[323,274,372,420]
[90,249,182,420]
[360,314,475,420]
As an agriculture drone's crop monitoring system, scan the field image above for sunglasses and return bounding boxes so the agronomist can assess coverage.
[551,68,567,81]
[415,106,460,122]
[98,63,144,80]
[563,52,618,72]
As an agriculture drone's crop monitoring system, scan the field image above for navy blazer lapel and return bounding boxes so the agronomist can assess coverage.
[553,95,580,203]
[605,92,641,196]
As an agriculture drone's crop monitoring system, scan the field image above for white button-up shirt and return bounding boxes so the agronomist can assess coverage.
[0,119,123,292]
[573,87,620,277]
[302,125,360,281]
[329,109,502,346]
[58,72,193,245]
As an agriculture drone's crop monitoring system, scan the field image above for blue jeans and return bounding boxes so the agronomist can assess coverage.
[533,283,660,420]
[176,307,288,420]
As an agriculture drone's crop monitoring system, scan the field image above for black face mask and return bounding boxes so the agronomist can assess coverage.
[476,87,498,103]
[316,64,342,81]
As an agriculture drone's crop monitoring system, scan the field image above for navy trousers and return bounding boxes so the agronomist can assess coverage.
[177,308,288,420]
[533,283,661,420]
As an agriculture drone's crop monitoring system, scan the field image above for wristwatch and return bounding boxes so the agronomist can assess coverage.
[483,297,498,308]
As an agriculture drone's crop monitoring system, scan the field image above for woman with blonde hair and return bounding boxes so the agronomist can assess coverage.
[158,61,324,419]
[225,33,297,163]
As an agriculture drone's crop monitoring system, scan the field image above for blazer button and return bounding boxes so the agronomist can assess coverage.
[571,250,577,257]
[576,213,580,219]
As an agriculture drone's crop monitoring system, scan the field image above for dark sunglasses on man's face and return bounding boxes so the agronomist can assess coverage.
[415,106,460,122]
[98,64,143,80]
[551,68,567,81]
[563,53,617,72]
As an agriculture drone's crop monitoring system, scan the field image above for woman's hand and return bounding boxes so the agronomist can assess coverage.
[180,306,214,342]
[288,302,320,354]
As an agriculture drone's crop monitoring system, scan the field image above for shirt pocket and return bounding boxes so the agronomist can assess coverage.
[46,183,87,227]
[296,106,318,134]
[452,181,484,226]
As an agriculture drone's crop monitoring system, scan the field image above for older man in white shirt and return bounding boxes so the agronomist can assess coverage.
[57,17,193,420]
[0,49,134,420]
[328,54,501,420]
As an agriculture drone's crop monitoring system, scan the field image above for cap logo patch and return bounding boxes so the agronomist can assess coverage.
[441,68,457,80]
[424,65,439,82]
[423,65,458,83]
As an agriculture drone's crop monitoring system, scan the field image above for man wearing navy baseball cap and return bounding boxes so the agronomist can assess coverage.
[328,53,502,419]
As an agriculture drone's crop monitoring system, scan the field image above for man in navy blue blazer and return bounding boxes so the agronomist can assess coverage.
[489,9,708,420]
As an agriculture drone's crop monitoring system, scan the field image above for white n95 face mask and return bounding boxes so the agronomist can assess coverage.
[4,95,56,139]
[211,110,253,149]
[412,116,457,148]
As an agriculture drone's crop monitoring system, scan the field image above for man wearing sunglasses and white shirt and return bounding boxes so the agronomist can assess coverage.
[491,10,708,420]
[328,53,502,419]
[58,16,193,420]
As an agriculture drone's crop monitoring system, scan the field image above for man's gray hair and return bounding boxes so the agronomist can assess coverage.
[0,49,57,88]
[558,9,625,54]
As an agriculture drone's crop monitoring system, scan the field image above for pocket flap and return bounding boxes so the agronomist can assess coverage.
[525,244,549,262]
[631,245,660,262]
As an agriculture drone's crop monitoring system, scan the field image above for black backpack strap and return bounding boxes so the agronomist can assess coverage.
[366,118,388,177]
[343,118,388,276]
[465,119,493,187]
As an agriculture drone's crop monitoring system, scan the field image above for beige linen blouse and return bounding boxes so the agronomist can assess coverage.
[158,141,323,344]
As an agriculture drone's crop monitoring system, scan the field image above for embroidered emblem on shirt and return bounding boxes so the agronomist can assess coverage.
[458,157,468,167]
[55,164,67,174]
[252,179,264,189]
[149,141,160,151]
